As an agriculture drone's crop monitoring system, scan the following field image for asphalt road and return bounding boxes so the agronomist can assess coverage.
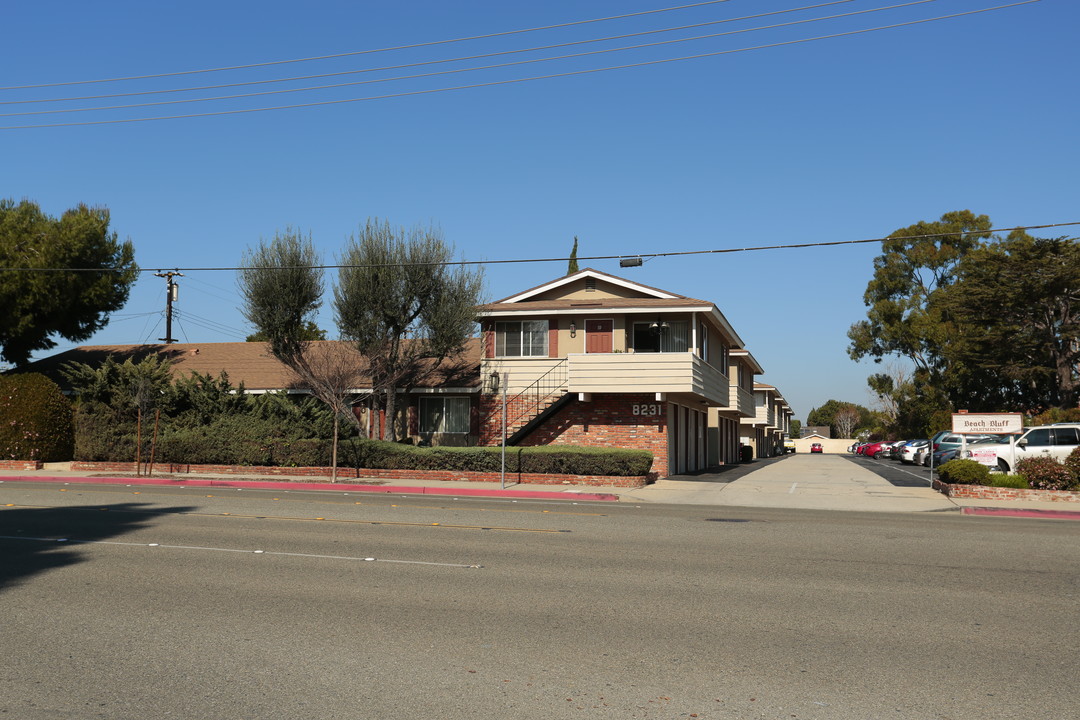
[2,481,1077,719]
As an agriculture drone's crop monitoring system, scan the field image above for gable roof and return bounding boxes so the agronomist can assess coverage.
[16,340,483,394]
[478,268,746,347]
[497,267,681,303]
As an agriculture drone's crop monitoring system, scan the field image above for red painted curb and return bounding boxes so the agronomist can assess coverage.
[962,506,1080,520]
[0,474,620,502]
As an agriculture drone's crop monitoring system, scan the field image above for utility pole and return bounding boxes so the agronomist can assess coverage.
[154,271,183,344]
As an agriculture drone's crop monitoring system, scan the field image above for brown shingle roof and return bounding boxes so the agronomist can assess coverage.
[18,339,482,393]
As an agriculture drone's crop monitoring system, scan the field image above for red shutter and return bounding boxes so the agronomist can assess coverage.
[549,318,558,358]
[484,322,495,358]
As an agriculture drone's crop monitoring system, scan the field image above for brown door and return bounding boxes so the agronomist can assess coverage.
[585,319,613,353]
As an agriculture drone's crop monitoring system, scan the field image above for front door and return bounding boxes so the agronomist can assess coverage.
[585,319,613,353]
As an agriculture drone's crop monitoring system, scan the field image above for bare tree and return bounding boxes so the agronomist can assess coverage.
[834,405,861,439]
[334,219,483,441]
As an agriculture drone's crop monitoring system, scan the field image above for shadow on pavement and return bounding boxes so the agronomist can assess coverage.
[668,455,794,483]
[0,502,195,593]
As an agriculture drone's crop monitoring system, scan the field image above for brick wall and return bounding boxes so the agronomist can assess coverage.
[69,461,648,488]
[933,478,1080,503]
[480,393,669,477]
[0,460,43,470]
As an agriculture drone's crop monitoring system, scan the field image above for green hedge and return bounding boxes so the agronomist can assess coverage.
[341,440,652,476]
[0,373,74,461]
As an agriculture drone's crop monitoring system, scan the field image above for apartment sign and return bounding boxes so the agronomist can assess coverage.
[951,412,1023,434]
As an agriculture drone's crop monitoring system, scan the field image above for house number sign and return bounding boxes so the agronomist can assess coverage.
[632,403,663,417]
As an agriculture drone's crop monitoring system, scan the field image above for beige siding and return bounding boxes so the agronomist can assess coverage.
[728,384,755,417]
[567,352,729,405]
[483,358,567,394]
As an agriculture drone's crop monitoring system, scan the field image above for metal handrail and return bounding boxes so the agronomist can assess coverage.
[483,359,568,431]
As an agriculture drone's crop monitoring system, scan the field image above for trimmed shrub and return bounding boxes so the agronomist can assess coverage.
[986,474,1029,489]
[937,458,990,485]
[341,439,652,476]
[0,373,74,461]
[1016,456,1075,491]
[1064,446,1080,485]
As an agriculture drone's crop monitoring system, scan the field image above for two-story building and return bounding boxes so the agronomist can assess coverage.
[475,268,763,477]
[740,383,793,459]
[21,267,794,480]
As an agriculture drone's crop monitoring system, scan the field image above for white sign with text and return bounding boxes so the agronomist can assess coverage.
[951,413,1023,434]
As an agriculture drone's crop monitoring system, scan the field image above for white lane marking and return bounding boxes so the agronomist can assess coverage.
[0,535,481,568]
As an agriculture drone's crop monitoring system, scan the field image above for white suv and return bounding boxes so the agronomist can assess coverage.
[992,424,1080,473]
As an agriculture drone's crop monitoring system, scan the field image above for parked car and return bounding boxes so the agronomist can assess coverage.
[860,441,890,458]
[900,439,929,464]
[987,424,1080,473]
[886,440,908,460]
[810,443,823,454]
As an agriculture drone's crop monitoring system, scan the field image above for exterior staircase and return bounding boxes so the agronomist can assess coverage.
[484,359,569,445]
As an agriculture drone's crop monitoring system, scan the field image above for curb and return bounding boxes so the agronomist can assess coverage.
[0,474,621,502]
[961,506,1080,521]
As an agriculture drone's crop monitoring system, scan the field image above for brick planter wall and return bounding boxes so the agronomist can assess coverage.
[479,393,668,477]
[69,461,648,488]
[0,460,43,470]
[934,478,1080,503]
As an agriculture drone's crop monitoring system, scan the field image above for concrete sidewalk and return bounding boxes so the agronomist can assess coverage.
[2,456,1079,519]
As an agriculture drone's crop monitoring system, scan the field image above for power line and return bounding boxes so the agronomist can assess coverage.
[0,0,736,90]
[0,0,865,107]
[0,1,1041,130]
[0,222,1074,274]
[1,0,933,119]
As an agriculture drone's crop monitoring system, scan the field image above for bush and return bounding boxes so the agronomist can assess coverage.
[1064,447,1080,485]
[0,373,74,461]
[937,458,991,485]
[1016,456,1075,491]
[986,474,1029,489]
[341,439,652,476]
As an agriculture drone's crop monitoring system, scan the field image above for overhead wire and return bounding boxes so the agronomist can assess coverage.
[0,0,937,119]
[0,222,1075,274]
[0,1,1041,130]
[0,0,736,90]
[0,0,866,107]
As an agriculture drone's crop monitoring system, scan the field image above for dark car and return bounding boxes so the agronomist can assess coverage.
[810,443,823,454]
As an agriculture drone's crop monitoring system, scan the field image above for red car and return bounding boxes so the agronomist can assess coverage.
[860,441,889,458]
[810,443,823,454]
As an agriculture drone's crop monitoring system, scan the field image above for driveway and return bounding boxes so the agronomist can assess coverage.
[624,453,958,512]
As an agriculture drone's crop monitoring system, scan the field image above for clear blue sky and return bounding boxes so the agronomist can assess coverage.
[3,0,1076,420]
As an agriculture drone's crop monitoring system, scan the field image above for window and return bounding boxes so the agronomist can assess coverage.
[631,321,689,352]
[495,320,548,357]
[1053,427,1080,446]
[419,397,471,434]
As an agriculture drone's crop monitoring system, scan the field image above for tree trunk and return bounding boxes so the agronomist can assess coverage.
[331,413,339,482]
[384,387,397,441]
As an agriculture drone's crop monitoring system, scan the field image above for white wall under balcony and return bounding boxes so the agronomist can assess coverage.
[567,352,729,406]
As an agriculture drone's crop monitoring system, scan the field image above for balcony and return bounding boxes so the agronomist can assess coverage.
[566,352,729,406]
[728,384,756,417]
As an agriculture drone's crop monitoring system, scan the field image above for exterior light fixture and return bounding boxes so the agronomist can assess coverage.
[619,257,643,267]
[490,371,500,392]
[569,321,577,338]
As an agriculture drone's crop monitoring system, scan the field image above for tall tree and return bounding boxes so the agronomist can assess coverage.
[936,232,1080,411]
[246,321,325,342]
[238,230,360,480]
[334,219,483,441]
[0,199,138,366]
[568,237,579,274]
[848,210,992,375]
